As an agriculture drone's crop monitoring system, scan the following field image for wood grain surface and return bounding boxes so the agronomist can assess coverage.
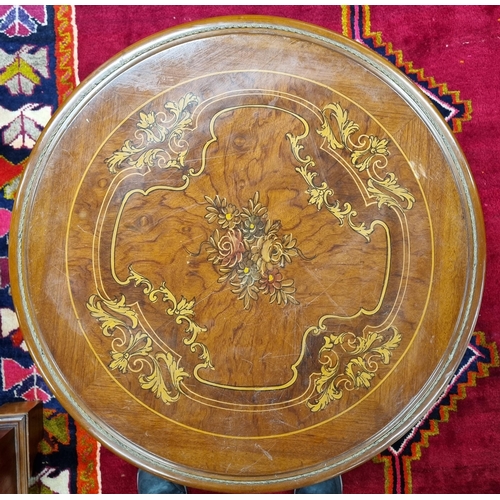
[9,16,485,492]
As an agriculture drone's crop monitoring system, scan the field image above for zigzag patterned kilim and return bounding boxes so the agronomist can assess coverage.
[0,5,97,494]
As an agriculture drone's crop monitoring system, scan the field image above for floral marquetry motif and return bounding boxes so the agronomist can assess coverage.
[10,17,484,493]
[201,192,305,309]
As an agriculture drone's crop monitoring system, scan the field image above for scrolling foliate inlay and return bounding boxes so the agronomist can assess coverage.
[286,101,412,411]
[86,267,212,405]
[121,266,208,348]
[105,92,199,175]
[319,102,416,211]
[287,102,415,242]
[86,293,191,404]
[89,92,213,406]
[307,327,402,412]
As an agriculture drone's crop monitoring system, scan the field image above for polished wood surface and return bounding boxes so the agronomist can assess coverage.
[9,16,485,492]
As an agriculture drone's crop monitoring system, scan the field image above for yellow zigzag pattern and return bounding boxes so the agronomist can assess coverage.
[342,5,472,133]
[54,5,78,104]
[373,332,499,493]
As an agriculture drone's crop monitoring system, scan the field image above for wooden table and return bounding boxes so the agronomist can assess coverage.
[9,16,485,492]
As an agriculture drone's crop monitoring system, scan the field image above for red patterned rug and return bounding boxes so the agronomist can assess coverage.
[1,5,499,494]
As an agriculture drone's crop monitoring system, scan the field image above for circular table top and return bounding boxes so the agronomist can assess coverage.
[10,16,485,492]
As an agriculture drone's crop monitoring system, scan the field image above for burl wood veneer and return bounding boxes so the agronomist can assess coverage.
[9,17,485,492]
